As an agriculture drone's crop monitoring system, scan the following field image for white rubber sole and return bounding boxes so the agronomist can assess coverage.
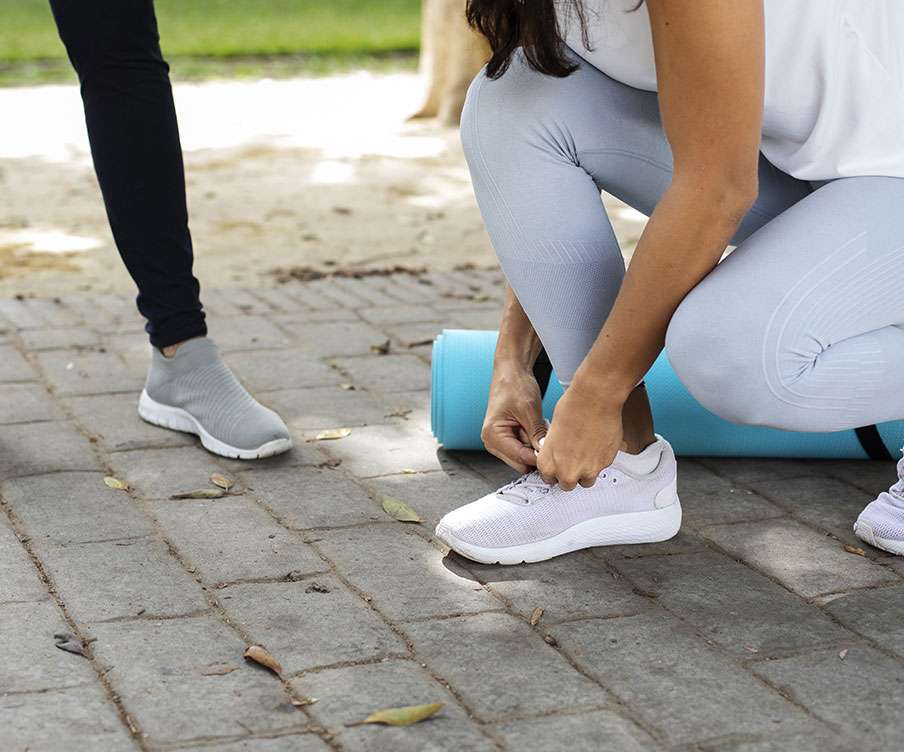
[853,521,904,556]
[436,496,682,565]
[138,390,292,460]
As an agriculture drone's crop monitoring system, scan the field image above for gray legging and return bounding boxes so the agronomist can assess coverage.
[461,50,904,433]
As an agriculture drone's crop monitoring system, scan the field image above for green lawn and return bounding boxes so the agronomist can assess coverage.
[0,0,421,84]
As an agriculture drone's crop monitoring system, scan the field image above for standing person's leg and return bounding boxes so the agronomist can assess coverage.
[665,176,904,553]
[49,0,203,346]
[49,0,291,459]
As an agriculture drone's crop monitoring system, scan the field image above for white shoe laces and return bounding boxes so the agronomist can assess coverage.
[496,471,552,504]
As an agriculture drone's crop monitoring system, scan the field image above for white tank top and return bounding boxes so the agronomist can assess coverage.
[561,0,904,180]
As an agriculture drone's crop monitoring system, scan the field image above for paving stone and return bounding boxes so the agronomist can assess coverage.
[613,552,851,658]
[24,298,81,327]
[191,735,331,752]
[291,660,498,752]
[59,295,124,329]
[244,286,311,314]
[215,430,330,471]
[105,447,229,500]
[94,294,144,325]
[330,353,431,393]
[0,684,138,752]
[445,450,521,489]
[823,586,904,658]
[221,287,278,315]
[0,421,101,477]
[357,304,445,326]
[242,466,380,529]
[703,732,853,752]
[285,320,393,358]
[88,617,304,744]
[323,423,454,478]
[550,613,813,745]
[380,321,445,350]
[278,283,356,312]
[303,279,362,309]
[401,612,608,721]
[223,349,341,392]
[198,288,246,318]
[376,275,438,304]
[0,344,39,381]
[697,458,816,486]
[328,277,403,308]
[18,326,102,350]
[751,645,904,749]
[270,309,361,329]
[468,550,652,623]
[150,496,327,584]
[220,579,406,675]
[0,600,97,692]
[208,316,292,352]
[369,467,496,528]
[700,519,898,598]
[0,516,47,602]
[63,393,195,451]
[258,386,392,430]
[677,460,784,530]
[493,709,659,752]
[749,475,891,552]
[0,299,46,328]
[821,458,898,498]
[32,348,142,395]
[2,471,153,545]
[37,539,208,622]
[314,524,501,621]
[448,308,505,331]
[0,382,63,423]
[587,530,710,560]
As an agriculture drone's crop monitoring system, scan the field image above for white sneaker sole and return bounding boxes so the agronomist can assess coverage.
[436,497,682,565]
[853,521,904,556]
[138,390,292,460]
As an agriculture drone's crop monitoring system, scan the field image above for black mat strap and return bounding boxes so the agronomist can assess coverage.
[855,425,893,460]
[532,348,553,398]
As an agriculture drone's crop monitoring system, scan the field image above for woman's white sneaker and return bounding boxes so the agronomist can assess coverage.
[435,436,680,565]
[854,450,904,555]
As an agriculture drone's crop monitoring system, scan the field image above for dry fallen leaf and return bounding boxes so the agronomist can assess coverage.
[54,630,87,657]
[104,476,129,491]
[346,702,444,727]
[544,635,558,646]
[210,473,233,491]
[316,457,343,469]
[381,495,425,523]
[530,606,545,626]
[370,340,392,355]
[744,647,759,654]
[243,644,282,677]
[314,428,351,441]
[202,666,239,676]
[305,582,331,594]
[170,488,227,499]
[632,588,659,598]
[839,648,849,660]
[291,697,319,707]
[340,383,356,390]
[843,545,867,557]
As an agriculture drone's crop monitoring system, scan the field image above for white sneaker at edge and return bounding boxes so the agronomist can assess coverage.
[853,450,904,556]
[435,436,681,565]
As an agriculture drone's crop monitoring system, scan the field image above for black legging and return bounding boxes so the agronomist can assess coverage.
[49,0,206,347]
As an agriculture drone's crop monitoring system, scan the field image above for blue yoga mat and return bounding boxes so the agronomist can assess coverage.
[431,329,904,458]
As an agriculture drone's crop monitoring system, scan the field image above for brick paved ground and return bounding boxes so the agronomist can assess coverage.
[1,269,902,752]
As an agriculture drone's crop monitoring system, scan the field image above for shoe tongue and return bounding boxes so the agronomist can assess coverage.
[497,471,547,502]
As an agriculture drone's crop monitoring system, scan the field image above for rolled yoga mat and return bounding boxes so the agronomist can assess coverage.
[431,329,904,458]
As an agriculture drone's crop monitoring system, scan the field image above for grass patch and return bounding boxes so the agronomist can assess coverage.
[0,0,421,86]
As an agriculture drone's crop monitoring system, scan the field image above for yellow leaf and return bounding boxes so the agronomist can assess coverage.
[370,340,391,355]
[170,488,227,499]
[314,428,351,441]
[348,702,444,727]
[381,495,425,523]
[530,606,545,626]
[104,476,129,491]
[843,545,866,556]
[243,644,282,677]
[210,473,233,491]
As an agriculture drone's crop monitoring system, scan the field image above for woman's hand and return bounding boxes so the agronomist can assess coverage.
[481,364,548,474]
[536,376,624,491]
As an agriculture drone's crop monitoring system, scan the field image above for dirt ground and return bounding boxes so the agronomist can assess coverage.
[0,72,646,299]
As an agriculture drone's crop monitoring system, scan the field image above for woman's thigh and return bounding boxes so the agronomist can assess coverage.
[667,176,904,431]
[461,49,811,384]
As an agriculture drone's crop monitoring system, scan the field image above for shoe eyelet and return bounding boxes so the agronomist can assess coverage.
[612,477,617,484]
[601,473,607,479]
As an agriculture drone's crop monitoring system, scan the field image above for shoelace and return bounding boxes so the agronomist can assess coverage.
[890,456,904,500]
[496,470,552,504]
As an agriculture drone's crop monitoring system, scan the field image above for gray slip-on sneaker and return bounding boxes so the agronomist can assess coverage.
[138,337,291,459]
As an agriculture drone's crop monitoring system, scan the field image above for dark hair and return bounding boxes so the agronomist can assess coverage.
[466,0,643,80]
